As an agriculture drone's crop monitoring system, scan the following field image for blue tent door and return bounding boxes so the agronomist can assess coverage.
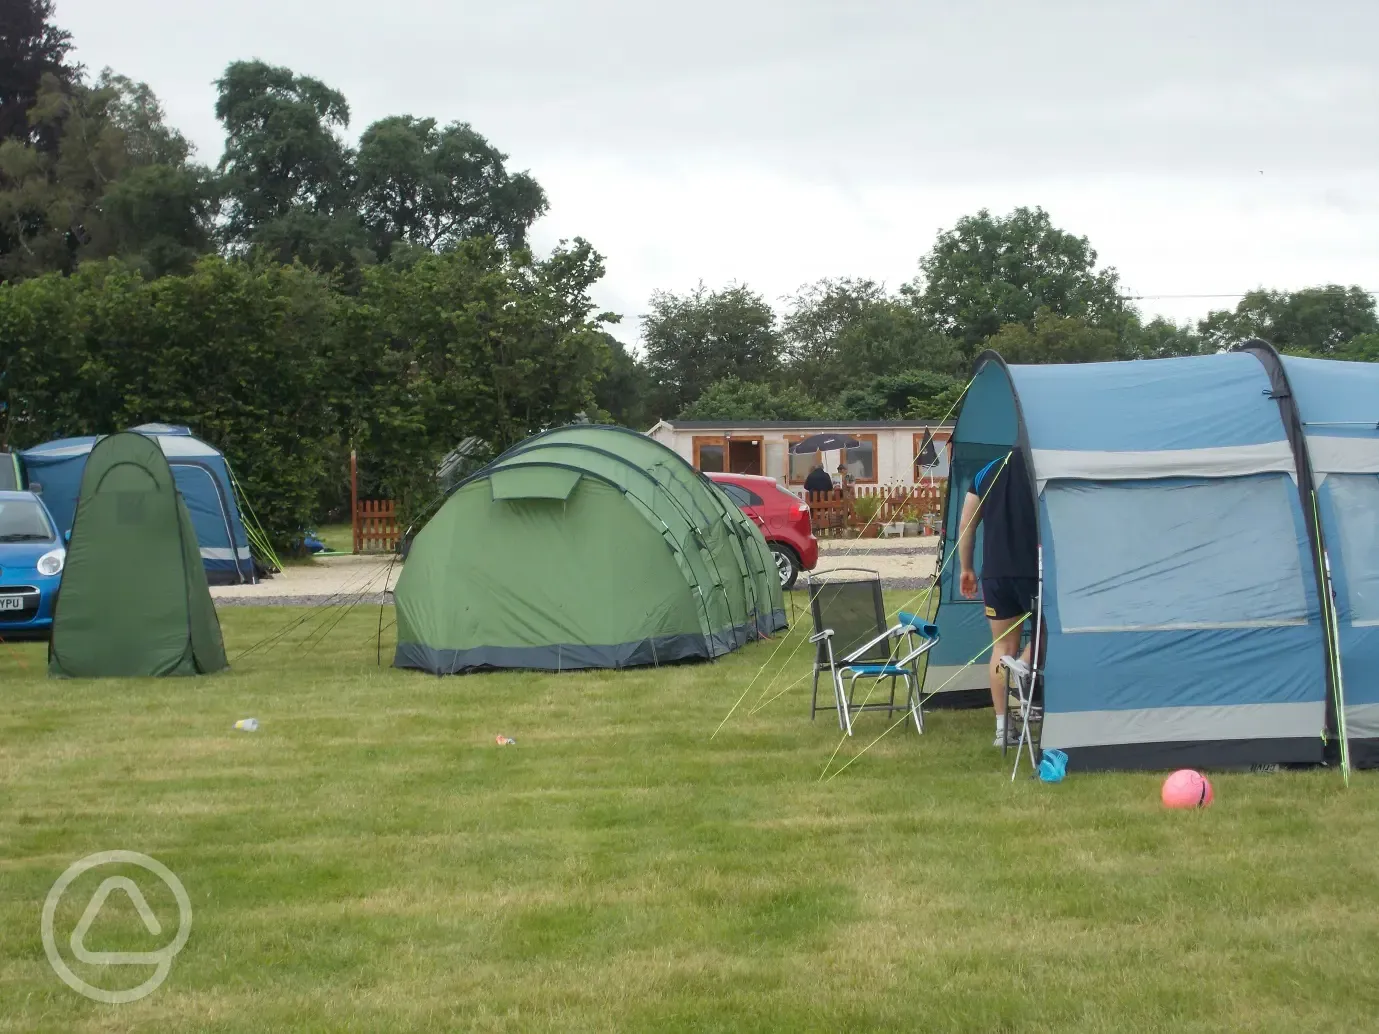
[169,463,254,584]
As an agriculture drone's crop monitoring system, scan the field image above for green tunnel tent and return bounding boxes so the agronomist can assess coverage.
[49,432,227,678]
[394,424,786,674]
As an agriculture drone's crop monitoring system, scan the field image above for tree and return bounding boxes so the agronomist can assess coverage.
[1198,286,1378,355]
[984,310,1123,365]
[909,206,1124,355]
[837,369,962,421]
[591,333,652,428]
[0,73,215,281]
[214,60,365,268]
[0,0,78,148]
[1119,314,1206,359]
[0,256,344,544]
[679,376,837,421]
[781,277,960,397]
[640,283,780,419]
[356,115,547,260]
[344,238,614,519]
[1333,333,1379,363]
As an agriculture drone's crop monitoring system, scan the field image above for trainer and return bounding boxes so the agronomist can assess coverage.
[957,448,1040,746]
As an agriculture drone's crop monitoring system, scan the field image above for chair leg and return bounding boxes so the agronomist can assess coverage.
[908,677,923,734]
[832,675,854,738]
[810,667,820,721]
[1010,672,1038,781]
[835,673,853,736]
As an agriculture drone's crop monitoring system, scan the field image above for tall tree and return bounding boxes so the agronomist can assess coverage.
[344,238,614,517]
[909,206,1124,355]
[591,333,652,428]
[782,277,959,396]
[356,115,547,260]
[214,60,364,269]
[640,283,779,420]
[0,72,214,280]
[0,0,78,148]
[1198,286,1378,355]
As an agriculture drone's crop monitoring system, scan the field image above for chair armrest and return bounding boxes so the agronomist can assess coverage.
[897,611,939,639]
[808,629,835,645]
[895,637,939,666]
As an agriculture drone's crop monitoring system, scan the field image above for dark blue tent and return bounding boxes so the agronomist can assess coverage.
[20,424,256,585]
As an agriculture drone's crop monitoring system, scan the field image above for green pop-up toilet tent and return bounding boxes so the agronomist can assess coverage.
[394,424,786,673]
[49,432,227,678]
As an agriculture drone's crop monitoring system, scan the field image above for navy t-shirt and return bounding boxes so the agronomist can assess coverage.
[970,448,1038,579]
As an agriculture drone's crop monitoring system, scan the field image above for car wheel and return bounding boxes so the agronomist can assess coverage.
[770,543,800,591]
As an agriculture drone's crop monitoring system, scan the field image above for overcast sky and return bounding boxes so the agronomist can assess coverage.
[55,0,1379,346]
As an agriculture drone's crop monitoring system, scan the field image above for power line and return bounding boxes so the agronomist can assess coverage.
[1120,289,1379,301]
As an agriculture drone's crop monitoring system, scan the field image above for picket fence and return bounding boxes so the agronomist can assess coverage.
[804,481,947,538]
[353,499,401,554]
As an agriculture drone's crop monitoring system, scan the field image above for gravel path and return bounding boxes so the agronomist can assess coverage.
[211,537,944,608]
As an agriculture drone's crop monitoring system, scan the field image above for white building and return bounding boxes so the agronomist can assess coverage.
[646,420,952,487]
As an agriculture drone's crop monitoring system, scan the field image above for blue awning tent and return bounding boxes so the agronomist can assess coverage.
[19,424,256,585]
[927,344,1379,771]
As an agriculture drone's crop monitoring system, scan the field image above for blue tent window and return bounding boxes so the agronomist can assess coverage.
[1045,474,1309,632]
[1324,474,1379,626]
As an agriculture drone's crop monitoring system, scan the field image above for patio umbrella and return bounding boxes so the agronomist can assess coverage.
[915,430,940,470]
[790,433,862,454]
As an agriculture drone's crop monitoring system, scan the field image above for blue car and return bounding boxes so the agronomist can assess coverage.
[0,490,65,637]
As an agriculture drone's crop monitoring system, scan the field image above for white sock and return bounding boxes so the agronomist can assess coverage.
[995,714,1006,732]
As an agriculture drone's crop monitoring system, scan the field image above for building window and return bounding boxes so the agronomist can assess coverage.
[844,435,878,483]
[913,431,950,479]
[694,436,725,473]
[784,436,817,484]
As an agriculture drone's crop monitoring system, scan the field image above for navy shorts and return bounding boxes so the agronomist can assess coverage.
[982,577,1038,621]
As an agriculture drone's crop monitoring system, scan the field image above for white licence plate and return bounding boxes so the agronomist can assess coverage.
[0,596,26,611]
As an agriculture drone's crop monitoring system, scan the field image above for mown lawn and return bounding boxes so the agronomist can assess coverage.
[2,600,1378,1033]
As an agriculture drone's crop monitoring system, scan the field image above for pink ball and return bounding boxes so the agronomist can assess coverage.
[1162,769,1213,808]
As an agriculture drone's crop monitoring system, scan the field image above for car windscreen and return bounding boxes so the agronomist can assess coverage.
[0,500,55,542]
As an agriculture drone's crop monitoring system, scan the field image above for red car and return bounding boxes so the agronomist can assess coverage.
[707,472,819,590]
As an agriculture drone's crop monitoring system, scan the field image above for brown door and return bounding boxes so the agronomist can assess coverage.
[728,438,763,475]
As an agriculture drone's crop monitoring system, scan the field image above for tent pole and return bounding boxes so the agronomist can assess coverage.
[1015,543,1046,782]
[350,448,360,555]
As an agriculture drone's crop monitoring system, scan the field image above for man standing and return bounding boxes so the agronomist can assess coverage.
[803,462,834,495]
[957,448,1041,746]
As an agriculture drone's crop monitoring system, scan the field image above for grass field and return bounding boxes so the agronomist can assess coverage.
[3,600,1379,1033]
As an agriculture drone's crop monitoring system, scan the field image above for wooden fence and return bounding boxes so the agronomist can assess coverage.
[805,482,947,538]
[354,499,401,554]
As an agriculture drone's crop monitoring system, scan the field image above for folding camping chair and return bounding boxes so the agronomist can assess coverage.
[806,568,940,737]
[1000,638,1043,779]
